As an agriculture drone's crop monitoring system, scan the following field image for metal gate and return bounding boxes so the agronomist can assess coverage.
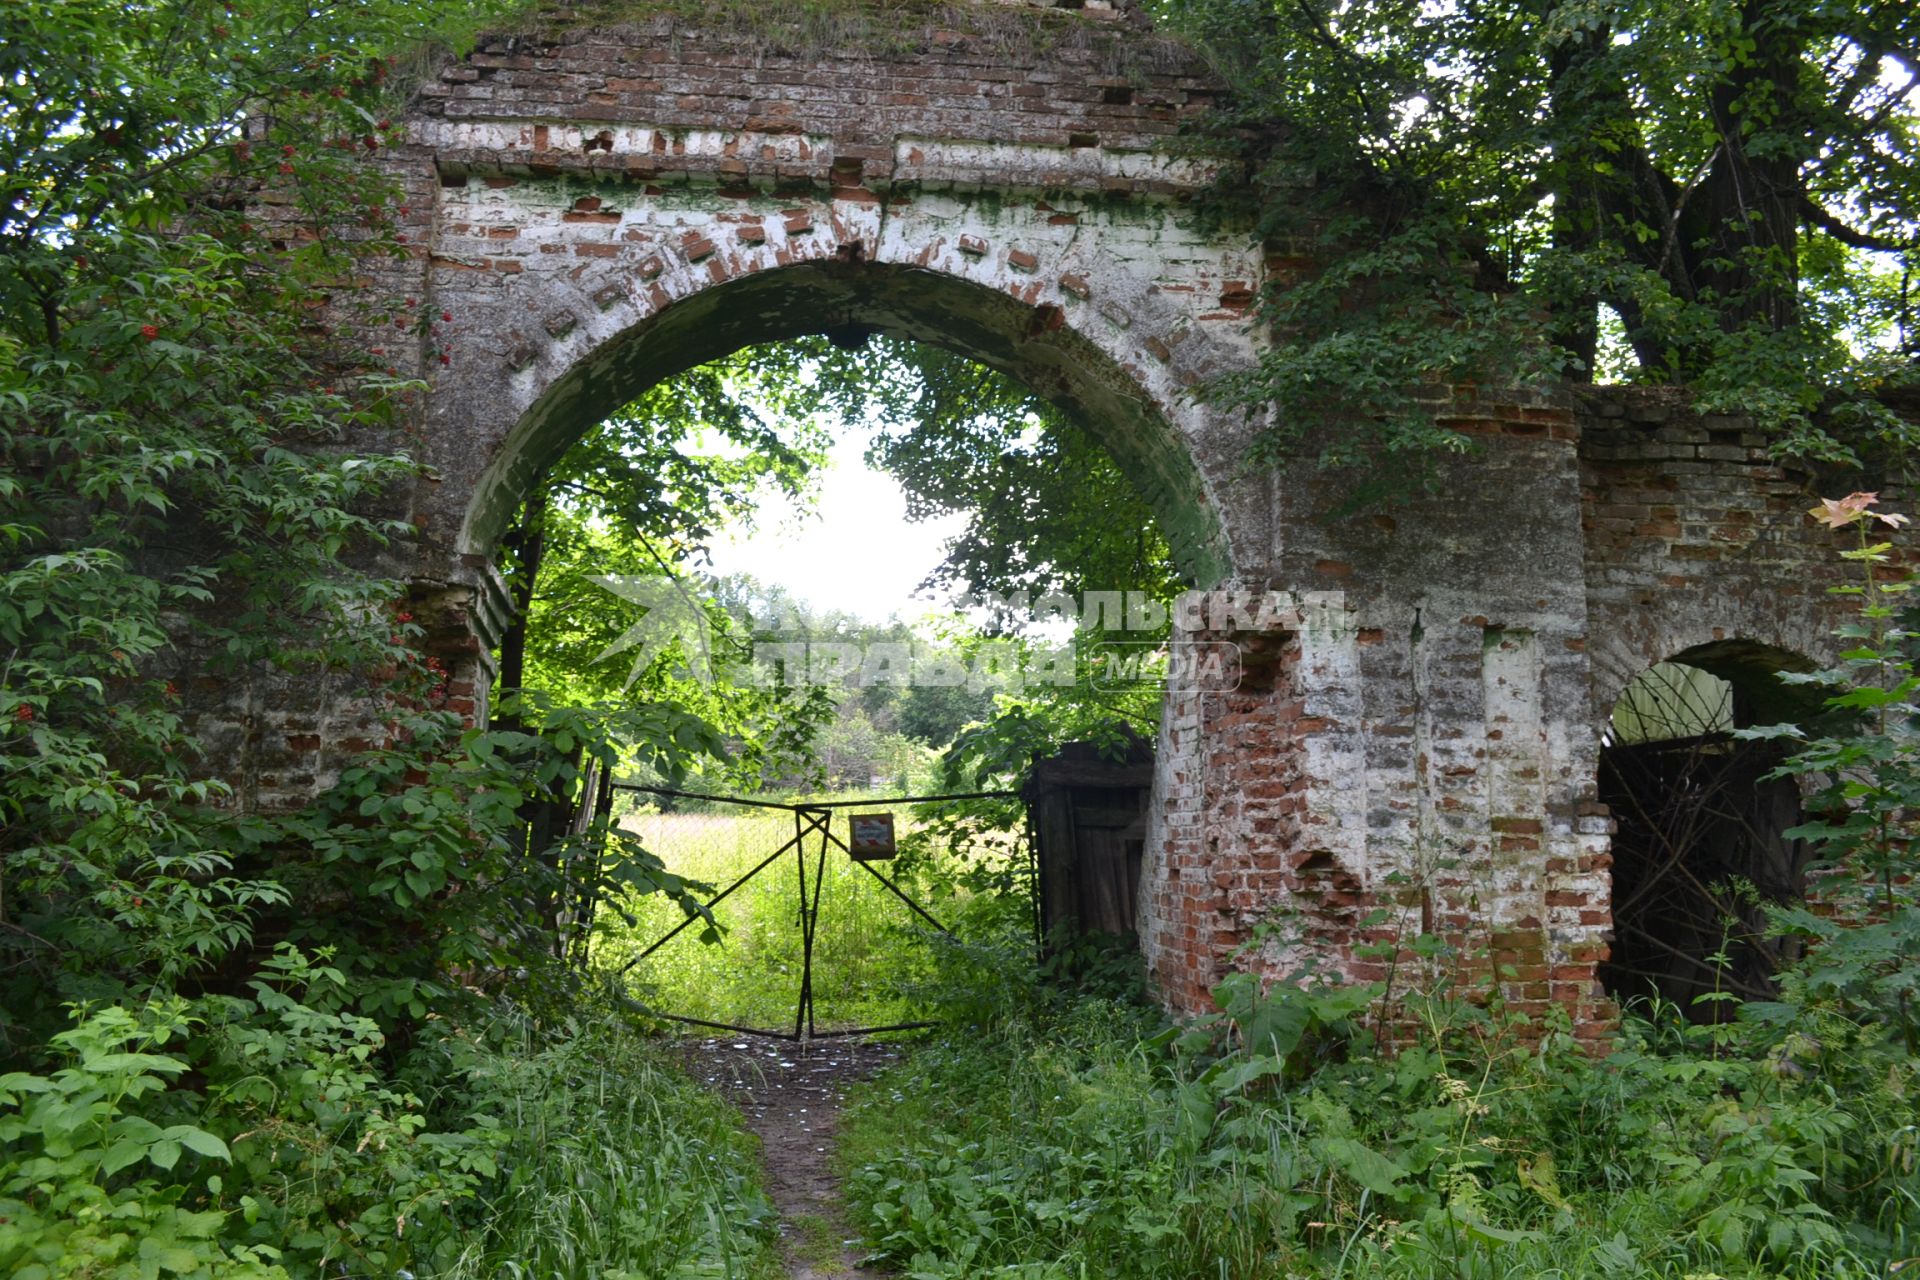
[610,785,1023,1040]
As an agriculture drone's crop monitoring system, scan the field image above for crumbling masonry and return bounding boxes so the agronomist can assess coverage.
[232,2,1876,1035]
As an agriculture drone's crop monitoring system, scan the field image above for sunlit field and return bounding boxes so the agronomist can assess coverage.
[591,799,1020,1033]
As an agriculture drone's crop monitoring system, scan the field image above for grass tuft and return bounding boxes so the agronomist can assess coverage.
[436,1016,785,1279]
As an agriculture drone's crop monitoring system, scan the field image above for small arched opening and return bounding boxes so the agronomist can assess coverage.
[1597,639,1827,1017]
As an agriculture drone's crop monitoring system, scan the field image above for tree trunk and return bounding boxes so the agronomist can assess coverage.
[1544,4,1808,377]
[494,484,547,719]
[1681,4,1805,339]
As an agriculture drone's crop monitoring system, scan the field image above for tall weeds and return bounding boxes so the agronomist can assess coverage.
[839,963,1917,1278]
[435,1016,783,1279]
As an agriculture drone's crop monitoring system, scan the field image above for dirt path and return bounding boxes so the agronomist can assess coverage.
[681,1036,903,1279]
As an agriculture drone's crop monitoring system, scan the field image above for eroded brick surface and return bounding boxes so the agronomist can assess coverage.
[201,6,1887,1038]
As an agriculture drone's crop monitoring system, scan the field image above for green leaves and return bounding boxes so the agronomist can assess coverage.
[1164,0,1920,488]
[1748,505,1920,1052]
[100,1123,230,1175]
[1318,1135,1409,1197]
[1,1,468,1013]
[0,1001,234,1223]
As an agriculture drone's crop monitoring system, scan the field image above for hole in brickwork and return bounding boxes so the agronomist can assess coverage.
[1597,641,1825,1020]
[1231,632,1289,694]
[1101,85,1134,105]
[1295,849,1336,875]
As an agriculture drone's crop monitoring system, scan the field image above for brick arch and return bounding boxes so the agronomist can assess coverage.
[384,6,1281,613]
[1599,638,1824,744]
[436,253,1252,586]
[300,10,1879,1035]
[1586,607,1839,733]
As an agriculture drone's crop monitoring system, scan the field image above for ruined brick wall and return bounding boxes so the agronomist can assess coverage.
[1140,385,1903,1031]
[1147,629,1305,1012]
[416,6,1214,162]
[202,2,1900,1036]
[1140,394,1615,1040]
[1576,386,1863,714]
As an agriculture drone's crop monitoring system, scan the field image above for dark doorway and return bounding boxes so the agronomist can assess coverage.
[1597,648,1820,1018]
[1026,735,1155,943]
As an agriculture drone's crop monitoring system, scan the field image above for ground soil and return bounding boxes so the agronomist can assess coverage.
[681,1035,904,1280]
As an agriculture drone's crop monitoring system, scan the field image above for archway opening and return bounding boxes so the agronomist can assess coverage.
[1596,640,1827,1018]
[459,261,1230,586]
[465,265,1209,1033]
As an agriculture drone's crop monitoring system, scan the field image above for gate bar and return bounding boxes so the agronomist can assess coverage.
[611,783,1020,810]
[618,830,806,970]
[800,807,830,1039]
[852,858,952,935]
[792,809,813,1040]
[818,822,953,935]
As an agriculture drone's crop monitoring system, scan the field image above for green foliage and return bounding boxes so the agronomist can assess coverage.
[2,3,787,1273]
[895,680,994,748]
[0,959,497,1278]
[0,1001,275,1280]
[842,961,1918,1278]
[504,330,1181,809]
[855,340,1183,609]
[1737,492,1920,1051]
[0,978,782,1279]
[254,694,722,1023]
[505,342,828,702]
[1160,0,1920,490]
[0,0,502,1028]
[718,583,965,792]
[842,341,1184,777]
[493,345,846,800]
[433,1014,782,1279]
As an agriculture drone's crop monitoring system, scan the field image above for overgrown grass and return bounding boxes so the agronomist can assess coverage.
[838,957,1920,1279]
[592,802,990,1031]
[0,964,784,1279]
[435,1015,784,1279]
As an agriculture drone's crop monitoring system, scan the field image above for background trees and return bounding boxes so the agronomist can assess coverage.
[498,332,1181,797]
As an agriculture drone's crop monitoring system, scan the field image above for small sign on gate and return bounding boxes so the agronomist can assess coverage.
[847,813,897,861]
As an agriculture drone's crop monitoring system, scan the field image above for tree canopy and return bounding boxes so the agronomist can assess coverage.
[1161,0,1920,488]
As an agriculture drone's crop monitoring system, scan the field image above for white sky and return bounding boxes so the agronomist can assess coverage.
[702,424,968,624]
